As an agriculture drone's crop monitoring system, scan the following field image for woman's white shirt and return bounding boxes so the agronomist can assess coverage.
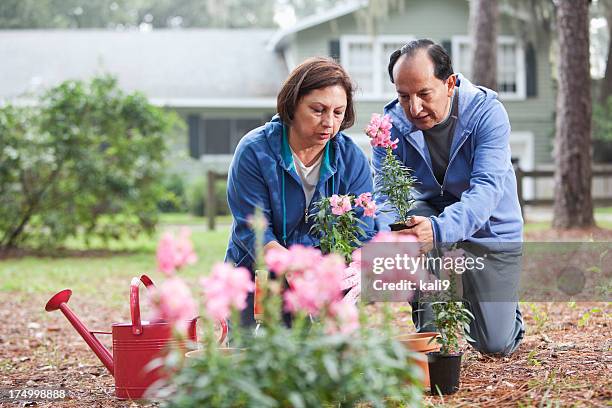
[290,147,323,206]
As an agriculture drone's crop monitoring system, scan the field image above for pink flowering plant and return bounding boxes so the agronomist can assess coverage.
[156,213,423,407]
[366,113,417,224]
[310,192,376,263]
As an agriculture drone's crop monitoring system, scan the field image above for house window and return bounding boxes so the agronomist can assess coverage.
[188,116,266,158]
[452,36,526,100]
[341,35,414,98]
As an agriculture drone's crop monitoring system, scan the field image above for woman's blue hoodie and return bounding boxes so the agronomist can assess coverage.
[226,115,376,270]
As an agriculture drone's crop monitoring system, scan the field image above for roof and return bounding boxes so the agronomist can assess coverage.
[0,29,288,107]
[267,0,529,52]
[268,0,366,51]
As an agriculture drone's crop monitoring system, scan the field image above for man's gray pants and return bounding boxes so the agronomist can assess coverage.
[408,201,525,356]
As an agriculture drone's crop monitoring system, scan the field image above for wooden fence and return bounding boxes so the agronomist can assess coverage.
[514,165,612,216]
[206,168,612,229]
[206,170,228,231]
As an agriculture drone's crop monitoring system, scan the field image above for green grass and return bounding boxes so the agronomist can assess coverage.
[0,225,231,306]
[595,206,612,215]
[158,213,232,225]
[1,211,610,307]
[523,219,612,233]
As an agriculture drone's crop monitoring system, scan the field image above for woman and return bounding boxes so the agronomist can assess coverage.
[225,57,375,325]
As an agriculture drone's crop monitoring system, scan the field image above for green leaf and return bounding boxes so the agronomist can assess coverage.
[322,355,340,381]
[288,392,306,408]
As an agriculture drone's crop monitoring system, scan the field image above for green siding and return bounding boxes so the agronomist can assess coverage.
[291,0,555,165]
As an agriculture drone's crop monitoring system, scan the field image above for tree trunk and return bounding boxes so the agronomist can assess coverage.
[469,0,498,90]
[552,0,594,229]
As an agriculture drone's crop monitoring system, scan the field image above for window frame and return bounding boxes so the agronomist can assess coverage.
[189,115,267,158]
[340,35,415,100]
[451,35,526,101]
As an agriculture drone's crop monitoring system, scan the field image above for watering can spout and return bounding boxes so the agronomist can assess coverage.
[45,289,114,375]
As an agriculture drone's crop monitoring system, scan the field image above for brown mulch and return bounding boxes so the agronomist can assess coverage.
[1,227,611,407]
[2,297,610,407]
[524,226,612,241]
[421,301,611,407]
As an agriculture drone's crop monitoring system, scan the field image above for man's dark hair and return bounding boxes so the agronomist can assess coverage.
[277,57,355,131]
[387,39,454,83]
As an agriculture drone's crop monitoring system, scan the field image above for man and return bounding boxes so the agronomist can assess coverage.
[373,39,524,356]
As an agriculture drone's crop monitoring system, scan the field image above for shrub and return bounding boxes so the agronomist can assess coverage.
[0,75,178,250]
[158,174,188,213]
[187,178,229,217]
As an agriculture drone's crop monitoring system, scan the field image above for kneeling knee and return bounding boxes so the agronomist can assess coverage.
[471,338,516,356]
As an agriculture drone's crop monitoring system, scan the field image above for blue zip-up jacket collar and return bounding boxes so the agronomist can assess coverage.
[373,73,523,244]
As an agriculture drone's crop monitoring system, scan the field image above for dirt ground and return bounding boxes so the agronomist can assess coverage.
[1,228,611,407]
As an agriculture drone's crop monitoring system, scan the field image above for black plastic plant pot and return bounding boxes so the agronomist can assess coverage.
[389,222,411,231]
[427,352,463,395]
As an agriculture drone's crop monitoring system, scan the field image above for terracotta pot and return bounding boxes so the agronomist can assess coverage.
[395,332,441,387]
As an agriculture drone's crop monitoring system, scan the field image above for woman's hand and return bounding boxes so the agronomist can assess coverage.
[264,240,287,254]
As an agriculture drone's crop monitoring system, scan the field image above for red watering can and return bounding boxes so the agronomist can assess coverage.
[45,274,228,400]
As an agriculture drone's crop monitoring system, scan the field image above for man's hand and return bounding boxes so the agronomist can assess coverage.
[399,216,434,253]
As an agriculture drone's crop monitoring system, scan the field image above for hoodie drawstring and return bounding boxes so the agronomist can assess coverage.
[281,172,287,246]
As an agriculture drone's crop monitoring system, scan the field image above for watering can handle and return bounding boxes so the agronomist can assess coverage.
[140,274,155,289]
[130,277,143,336]
[218,319,228,345]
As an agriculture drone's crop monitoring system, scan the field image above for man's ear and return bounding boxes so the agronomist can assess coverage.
[446,74,457,97]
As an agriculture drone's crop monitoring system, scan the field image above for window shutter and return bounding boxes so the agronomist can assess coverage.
[187,114,200,159]
[329,39,341,63]
[441,39,452,59]
[233,119,262,152]
[203,119,232,154]
[525,43,537,97]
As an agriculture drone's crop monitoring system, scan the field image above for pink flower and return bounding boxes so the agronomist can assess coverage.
[149,277,198,332]
[282,250,345,316]
[265,245,323,277]
[354,192,371,207]
[365,113,398,149]
[354,192,377,218]
[200,262,254,322]
[157,233,178,276]
[371,231,419,244]
[360,232,424,302]
[175,228,198,266]
[330,194,352,216]
[363,201,377,217]
[156,228,197,277]
[341,250,362,303]
[326,300,360,334]
[264,248,293,275]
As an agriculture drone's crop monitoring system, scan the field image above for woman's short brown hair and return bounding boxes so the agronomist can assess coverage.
[277,57,356,131]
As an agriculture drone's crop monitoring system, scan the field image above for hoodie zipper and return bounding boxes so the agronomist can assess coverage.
[440,132,470,195]
[403,130,470,197]
[402,136,444,194]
